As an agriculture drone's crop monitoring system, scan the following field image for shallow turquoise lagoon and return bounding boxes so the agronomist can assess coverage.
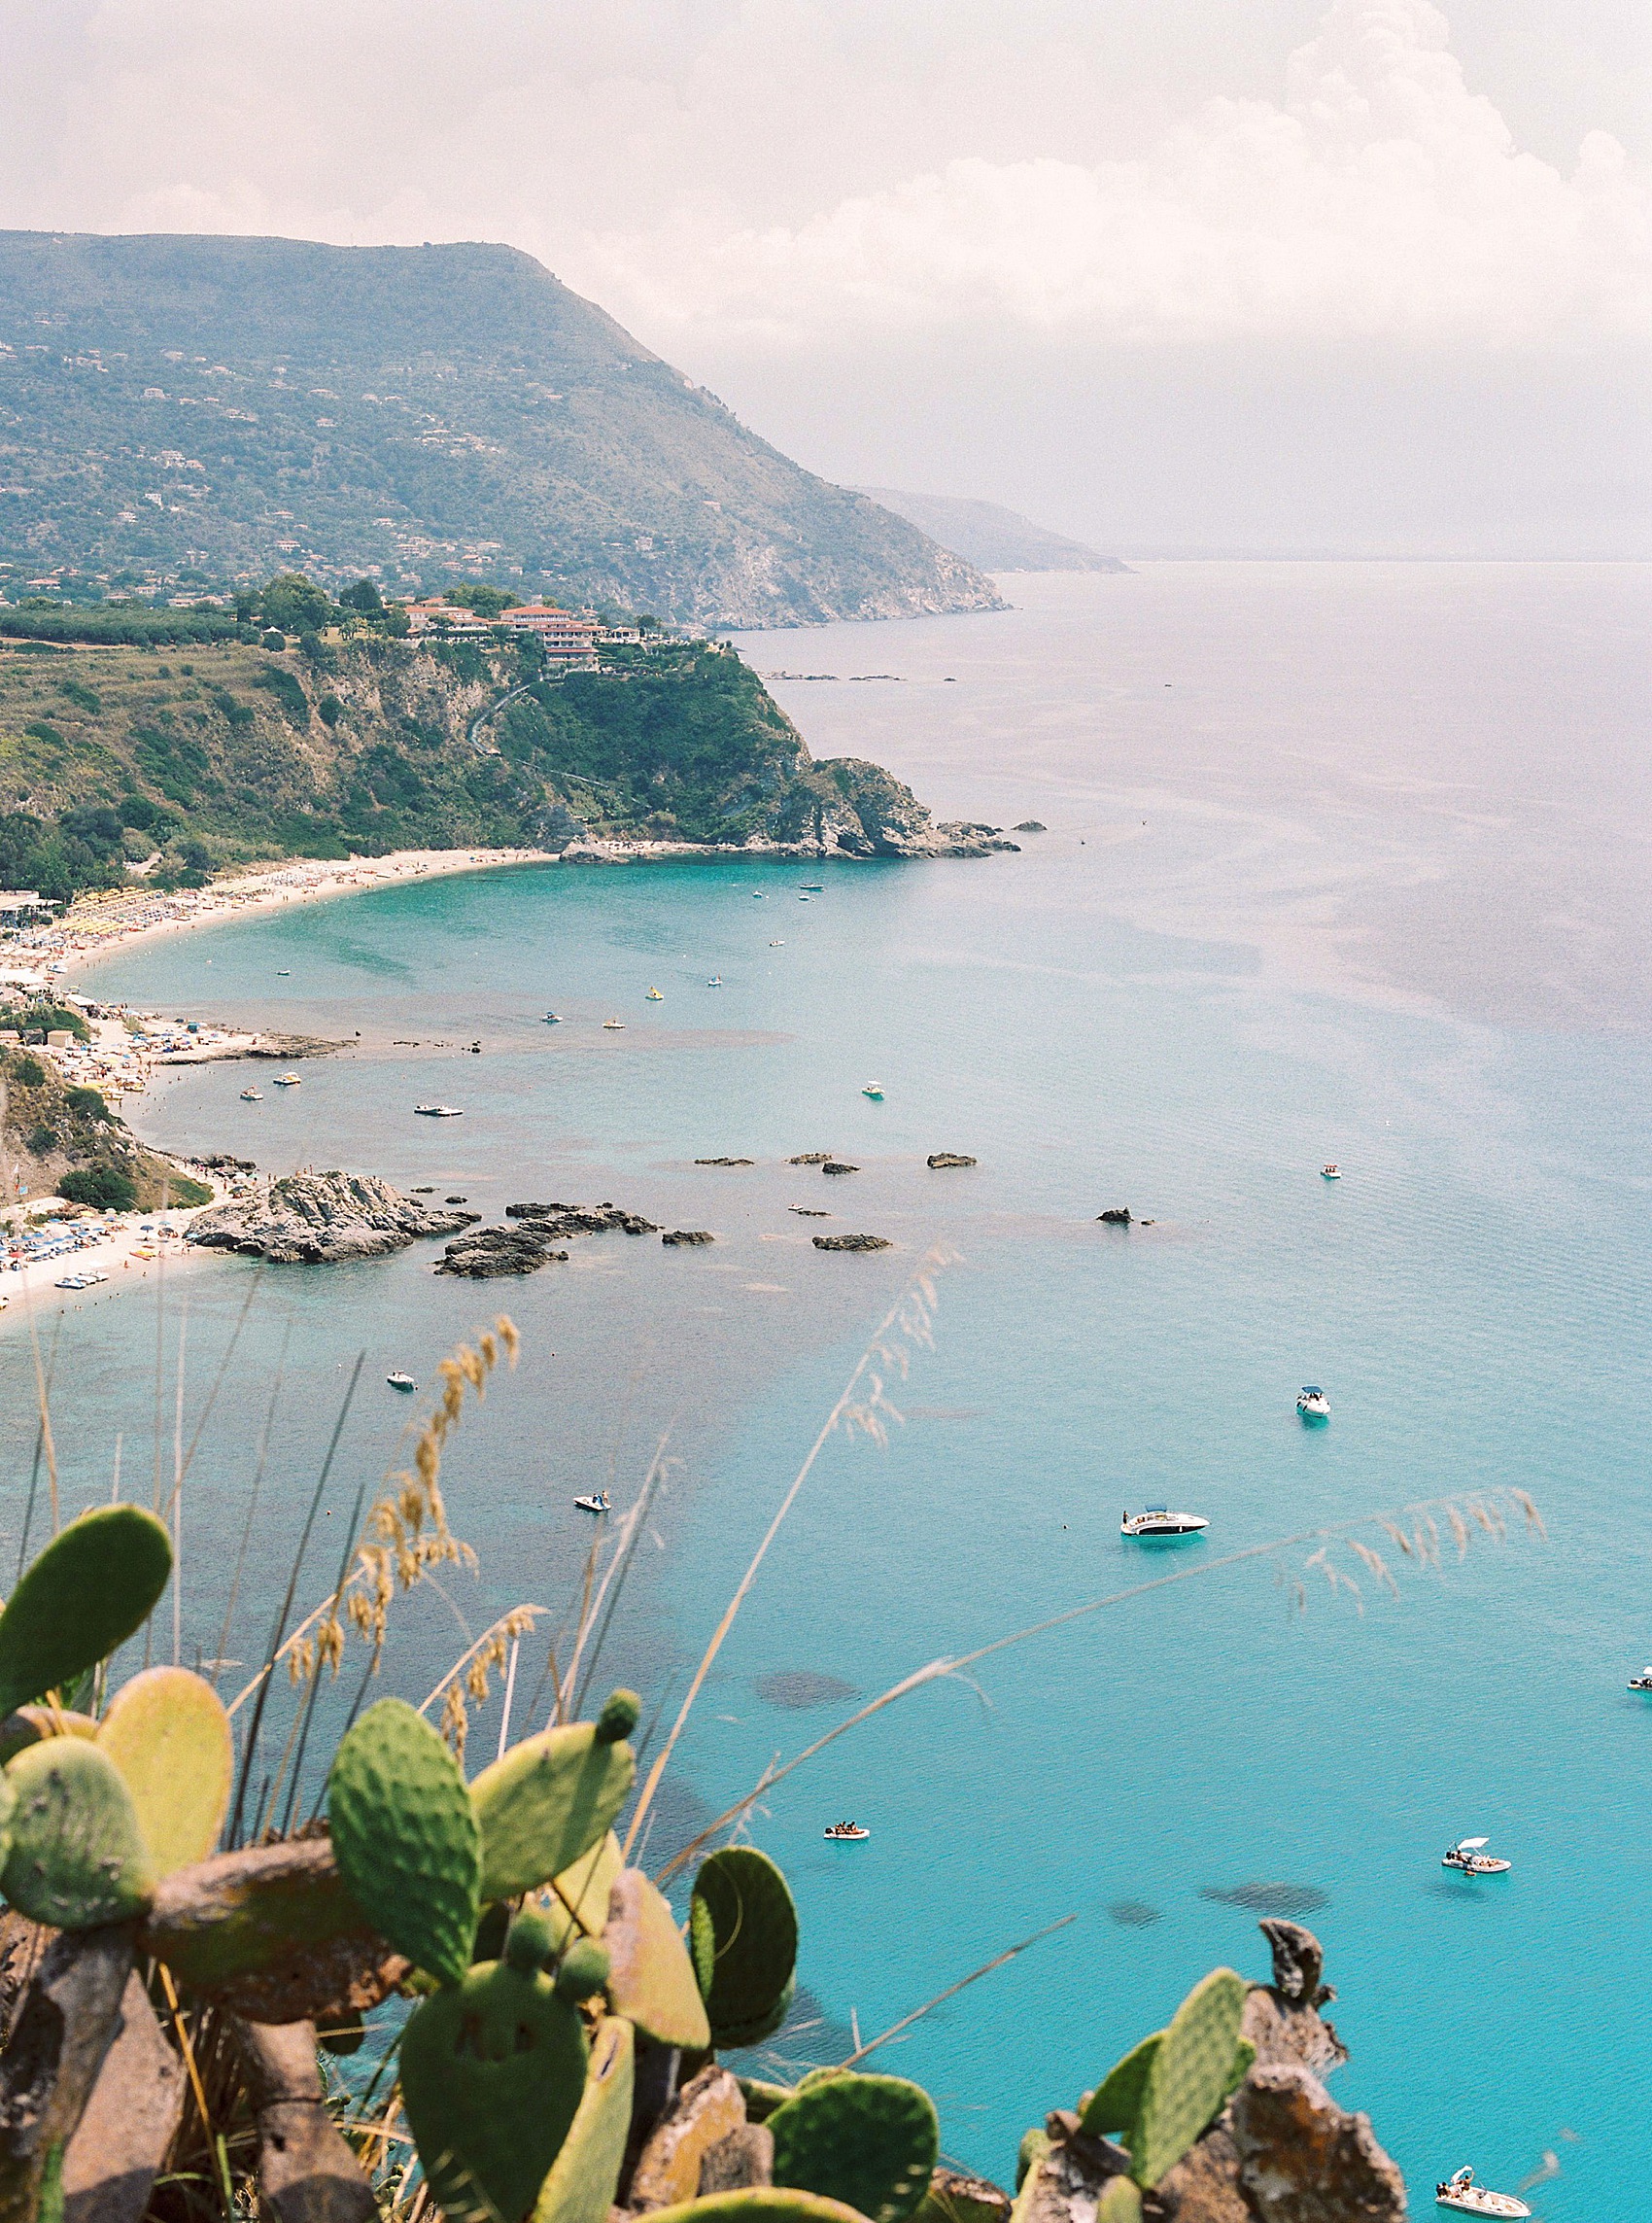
[14,567,1647,2217]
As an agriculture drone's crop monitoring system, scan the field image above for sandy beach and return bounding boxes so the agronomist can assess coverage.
[0,1184,228,1337]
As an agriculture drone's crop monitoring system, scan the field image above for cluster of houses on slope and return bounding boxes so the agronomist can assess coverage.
[405,599,645,667]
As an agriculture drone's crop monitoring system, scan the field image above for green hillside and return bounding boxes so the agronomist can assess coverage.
[0,631,1003,904]
[0,231,1001,629]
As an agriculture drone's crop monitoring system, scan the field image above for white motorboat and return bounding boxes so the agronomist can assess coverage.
[414,1104,464,1118]
[1629,1668,1652,1691]
[544,1012,562,1024]
[574,1491,611,1513]
[1435,2167,1530,2217]
[1442,1837,1511,1876]
[1297,1385,1331,1420]
[824,1822,870,1841]
[707,975,723,987]
[602,1018,626,1029]
[273,1072,301,1087]
[1121,1508,1210,1539]
[240,1088,262,1101]
[1322,1164,1341,1180]
[387,1372,418,1393]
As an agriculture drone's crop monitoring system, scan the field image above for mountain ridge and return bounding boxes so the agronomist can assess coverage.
[0,230,1003,629]
[857,488,1126,573]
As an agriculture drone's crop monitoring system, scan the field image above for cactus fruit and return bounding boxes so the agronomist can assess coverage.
[1095,2183,1142,2223]
[530,2018,635,2223]
[602,1868,711,2052]
[625,2198,870,2223]
[469,1705,637,1903]
[398,1914,593,2223]
[96,1667,233,1876]
[1125,1969,1247,2188]
[327,1698,481,1987]
[690,1847,799,2049]
[2,1737,155,1927]
[768,2073,940,2223]
[0,1507,172,1719]
[1079,2034,1161,2139]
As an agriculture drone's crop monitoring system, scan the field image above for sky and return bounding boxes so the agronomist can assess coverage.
[3,0,1649,555]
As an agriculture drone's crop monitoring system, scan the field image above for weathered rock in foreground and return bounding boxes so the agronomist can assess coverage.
[434,1226,568,1278]
[812,1233,890,1253]
[505,1201,659,1237]
[187,1172,477,1264]
[928,1152,978,1168]
[1230,2066,1406,2221]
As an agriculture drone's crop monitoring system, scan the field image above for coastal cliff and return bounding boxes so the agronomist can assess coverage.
[0,632,1014,899]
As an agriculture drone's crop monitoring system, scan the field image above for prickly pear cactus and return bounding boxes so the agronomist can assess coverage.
[0,1707,98,1767]
[1079,2032,1161,2138]
[690,1846,798,2049]
[2,1736,155,1927]
[602,1867,711,2051]
[1096,2182,1142,2223]
[1125,1968,1247,2188]
[769,2072,940,2223]
[552,1828,623,1937]
[97,1666,233,1876]
[638,2199,871,2223]
[469,1694,637,1902]
[529,2016,634,2223]
[0,1506,172,1718]
[399,1912,593,2223]
[328,1698,481,1987]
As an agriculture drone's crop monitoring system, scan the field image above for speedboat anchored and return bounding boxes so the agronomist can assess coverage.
[1442,1837,1510,1876]
[1435,2167,1531,2217]
[1629,1668,1652,1691]
[544,1012,562,1025]
[862,1084,884,1100]
[1297,1385,1331,1421]
[602,1018,626,1029]
[387,1372,417,1393]
[273,1072,301,1088]
[414,1103,464,1118]
[1321,1164,1341,1180]
[1121,1508,1209,1539]
[240,1088,262,1101]
[574,1491,611,1513]
[707,975,723,987]
[824,1822,870,1841]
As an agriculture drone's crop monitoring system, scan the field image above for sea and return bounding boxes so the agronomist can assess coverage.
[13,563,1651,2216]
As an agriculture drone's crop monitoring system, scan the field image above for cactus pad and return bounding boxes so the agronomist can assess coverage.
[1096,2183,1142,2223]
[2,1736,155,1927]
[139,1836,368,1989]
[1126,1968,1247,2188]
[690,1846,799,2050]
[469,1717,636,1902]
[1078,2032,1161,2138]
[399,1946,592,2222]
[769,2072,940,2223]
[0,1507,172,1718]
[96,1667,233,1875]
[602,1867,711,2051]
[0,1707,98,1767]
[631,2198,870,2223]
[529,2017,634,2223]
[327,1698,481,1987]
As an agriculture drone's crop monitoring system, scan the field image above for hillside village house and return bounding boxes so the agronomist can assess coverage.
[405,597,602,667]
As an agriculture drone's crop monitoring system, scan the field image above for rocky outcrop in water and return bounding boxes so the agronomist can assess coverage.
[812,1234,890,1252]
[661,1230,714,1246]
[505,1201,659,1237]
[928,1152,977,1168]
[1097,1208,1132,1225]
[187,1172,477,1264]
[821,1161,858,1176]
[434,1226,568,1278]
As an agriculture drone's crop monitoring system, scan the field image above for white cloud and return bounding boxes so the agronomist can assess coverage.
[575,0,1651,347]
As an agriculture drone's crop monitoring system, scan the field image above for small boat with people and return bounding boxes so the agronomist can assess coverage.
[573,1491,611,1513]
[602,1019,626,1030]
[544,1012,562,1025]
[1297,1386,1331,1421]
[1441,1837,1511,1876]
[240,1088,262,1101]
[1629,1668,1652,1691]
[707,975,723,988]
[1434,2166,1531,2217]
[273,1073,301,1088]
[823,1822,870,1841]
[414,1104,464,1118]
[862,1084,884,1100]
[1322,1164,1341,1180]
[646,988,664,1000]
[1121,1508,1209,1539]
[800,884,824,892]
[387,1372,417,1393]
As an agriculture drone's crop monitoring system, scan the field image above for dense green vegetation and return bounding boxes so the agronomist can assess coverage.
[0,230,998,628]
[0,623,835,902]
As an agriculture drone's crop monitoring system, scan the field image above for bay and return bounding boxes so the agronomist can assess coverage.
[12,563,1647,2216]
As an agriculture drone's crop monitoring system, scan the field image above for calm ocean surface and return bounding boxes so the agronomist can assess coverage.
[15,565,1650,2215]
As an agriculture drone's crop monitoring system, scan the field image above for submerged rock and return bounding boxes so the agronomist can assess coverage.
[434,1226,568,1277]
[812,1233,890,1252]
[695,1157,754,1167]
[187,1171,478,1264]
[927,1152,978,1168]
[1015,820,1048,833]
[505,1200,659,1236]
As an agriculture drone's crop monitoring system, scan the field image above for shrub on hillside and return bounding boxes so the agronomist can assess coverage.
[60,1164,136,1211]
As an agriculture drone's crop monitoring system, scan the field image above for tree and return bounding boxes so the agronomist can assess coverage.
[340,578,384,614]
[446,583,517,619]
[258,572,333,634]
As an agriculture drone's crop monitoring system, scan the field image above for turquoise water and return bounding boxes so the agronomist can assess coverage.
[17,566,1650,2214]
